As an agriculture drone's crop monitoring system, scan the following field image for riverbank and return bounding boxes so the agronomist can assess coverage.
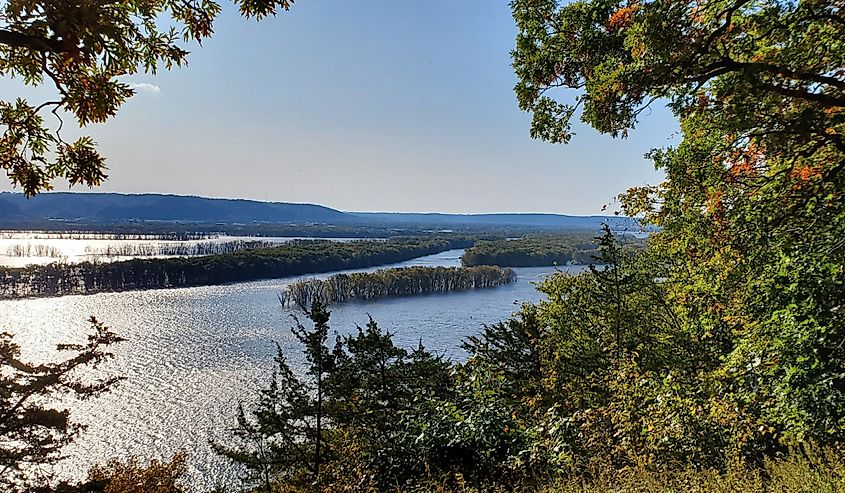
[461,234,644,267]
[0,238,472,299]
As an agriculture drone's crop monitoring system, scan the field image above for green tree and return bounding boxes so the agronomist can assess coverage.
[327,319,453,488]
[462,231,697,472]
[215,303,457,490]
[512,0,845,462]
[0,0,295,197]
[512,0,843,148]
[213,301,334,491]
[462,304,547,414]
[48,452,189,493]
[1,316,124,491]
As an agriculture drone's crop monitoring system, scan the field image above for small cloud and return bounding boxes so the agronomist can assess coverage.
[128,82,162,94]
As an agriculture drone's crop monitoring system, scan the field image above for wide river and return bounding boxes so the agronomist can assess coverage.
[1,249,580,490]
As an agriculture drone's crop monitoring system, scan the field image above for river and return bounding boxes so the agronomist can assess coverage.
[0,233,373,267]
[0,249,582,490]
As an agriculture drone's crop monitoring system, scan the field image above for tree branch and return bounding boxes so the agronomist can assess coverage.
[686,57,845,107]
[756,81,845,108]
[0,29,65,53]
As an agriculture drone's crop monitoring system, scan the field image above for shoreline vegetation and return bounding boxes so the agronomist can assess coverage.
[280,265,517,308]
[71,447,845,493]
[0,238,471,300]
[460,234,644,267]
[81,239,284,258]
[0,231,624,300]
[0,220,621,240]
[2,239,284,259]
[0,231,217,240]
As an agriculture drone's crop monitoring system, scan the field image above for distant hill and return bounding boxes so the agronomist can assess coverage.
[0,192,349,224]
[0,192,635,231]
[350,212,638,231]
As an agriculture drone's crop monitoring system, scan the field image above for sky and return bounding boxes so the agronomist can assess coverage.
[0,2,679,215]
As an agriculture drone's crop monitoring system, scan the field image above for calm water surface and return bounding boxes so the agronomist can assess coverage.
[0,249,580,489]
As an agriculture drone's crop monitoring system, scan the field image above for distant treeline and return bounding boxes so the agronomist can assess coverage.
[0,222,394,239]
[0,230,214,241]
[0,238,471,299]
[460,234,645,267]
[461,234,598,267]
[5,244,64,258]
[0,221,609,239]
[281,265,517,307]
[6,240,264,260]
[84,239,281,258]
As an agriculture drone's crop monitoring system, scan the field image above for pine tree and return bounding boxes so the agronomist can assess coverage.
[212,301,334,491]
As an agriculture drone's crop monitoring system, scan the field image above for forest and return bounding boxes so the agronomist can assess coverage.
[459,234,647,267]
[81,239,282,258]
[2,239,279,259]
[1,0,844,492]
[280,265,517,307]
[0,238,470,299]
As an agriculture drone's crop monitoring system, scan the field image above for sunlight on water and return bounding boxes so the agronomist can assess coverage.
[0,233,369,267]
[0,249,581,490]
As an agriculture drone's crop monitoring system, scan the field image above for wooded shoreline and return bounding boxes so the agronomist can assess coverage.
[0,238,472,300]
[280,265,517,308]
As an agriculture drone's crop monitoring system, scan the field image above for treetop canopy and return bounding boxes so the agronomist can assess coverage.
[0,0,295,197]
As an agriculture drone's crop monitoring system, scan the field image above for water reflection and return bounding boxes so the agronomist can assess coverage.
[0,250,580,489]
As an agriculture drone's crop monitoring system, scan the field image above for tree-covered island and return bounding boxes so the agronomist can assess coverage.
[0,238,472,299]
[460,233,645,267]
[281,265,517,308]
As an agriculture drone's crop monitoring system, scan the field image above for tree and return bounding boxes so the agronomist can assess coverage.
[326,319,454,488]
[0,0,296,197]
[512,0,843,149]
[44,452,189,493]
[512,0,845,461]
[0,316,124,491]
[462,304,547,413]
[213,301,334,491]
[214,301,458,490]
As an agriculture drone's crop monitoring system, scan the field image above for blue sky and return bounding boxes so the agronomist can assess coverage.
[0,2,679,215]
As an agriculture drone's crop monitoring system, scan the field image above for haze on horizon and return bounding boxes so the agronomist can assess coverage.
[0,2,679,215]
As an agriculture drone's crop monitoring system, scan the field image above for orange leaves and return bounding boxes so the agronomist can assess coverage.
[707,190,724,214]
[706,189,731,243]
[793,166,820,182]
[696,93,713,111]
[607,4,640,31]
[790,165,823,188]
[725,141,766,183]
[728,160,754,179]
